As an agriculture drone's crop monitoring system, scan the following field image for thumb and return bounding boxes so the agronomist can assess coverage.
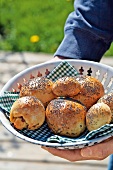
[81,137,113,160]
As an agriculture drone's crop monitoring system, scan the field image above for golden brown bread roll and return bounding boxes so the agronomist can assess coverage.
[72,76,105,109]
[46,98,87,137]
[20,77,56,106]
[98,92,113,122]
[86,103,112,131]
[10,96,45,130]
[52,76,81,97]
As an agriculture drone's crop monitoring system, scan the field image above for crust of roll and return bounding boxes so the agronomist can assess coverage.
[46,98,87,137]
[10,96,45,130]
[98,92,113,122]
[20,77,56,106]
[86,103,112,131]
[72,76,104,109]
[52,76,81,97]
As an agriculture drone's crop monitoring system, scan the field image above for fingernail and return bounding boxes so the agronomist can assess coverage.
[81,148,92,157]
[41,146,48,150]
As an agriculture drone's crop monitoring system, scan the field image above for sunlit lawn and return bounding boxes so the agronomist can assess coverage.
[0,0,113,56]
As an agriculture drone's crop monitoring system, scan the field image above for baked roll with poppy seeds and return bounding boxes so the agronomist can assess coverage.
[98,92,113,122]
[10,96,45,130]
[86,103,112,131]
[46,98,87,137]
[72,76,105,109]
[20,77,56,107]
[52,76,81,97]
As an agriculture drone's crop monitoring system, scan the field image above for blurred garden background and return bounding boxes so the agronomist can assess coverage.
[0,0,113,56]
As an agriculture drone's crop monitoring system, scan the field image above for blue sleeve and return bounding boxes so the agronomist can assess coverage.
[54,0,113,62]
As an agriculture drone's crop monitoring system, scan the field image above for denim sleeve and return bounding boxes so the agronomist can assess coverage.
[54,0,113,62]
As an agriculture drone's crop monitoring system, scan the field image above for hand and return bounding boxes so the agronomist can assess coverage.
[49,56,68,62]
[42,137,113,162]
[45,56,65,63]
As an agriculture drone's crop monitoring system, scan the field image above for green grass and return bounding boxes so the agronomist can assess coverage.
[105,43,113,57]
[0,0,74,53]
[0,0,113,56]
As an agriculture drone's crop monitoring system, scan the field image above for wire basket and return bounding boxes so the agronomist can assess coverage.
[0,59,113,149]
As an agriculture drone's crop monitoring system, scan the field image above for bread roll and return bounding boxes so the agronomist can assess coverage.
[46,98,87,137]
[72,76,104,109]
[20,77,56,106]
[86,103,112,131]
[10,96,45,130]
[98,92,113,122]
[52,76,81,97]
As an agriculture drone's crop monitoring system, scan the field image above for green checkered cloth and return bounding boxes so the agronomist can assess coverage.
[0,92,19,113]
[47,61,78,81]
[0,61,113,144]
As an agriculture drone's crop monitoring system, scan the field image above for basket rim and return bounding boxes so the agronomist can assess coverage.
[0,59,113,95]
[0,59,113,149]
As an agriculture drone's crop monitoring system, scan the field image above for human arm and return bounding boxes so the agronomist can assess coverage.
[54,0,113,62]
[43,0,113,162]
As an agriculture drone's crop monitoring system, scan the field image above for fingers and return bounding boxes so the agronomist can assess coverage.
[81,137,113,160]
[49,56,66,62]
[42,137,113,161]
[42,145,106,161]
[42,146,87,162]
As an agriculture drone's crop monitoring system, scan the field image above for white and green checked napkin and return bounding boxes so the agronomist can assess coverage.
[46,61,78,81]
[0,61,113,144]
